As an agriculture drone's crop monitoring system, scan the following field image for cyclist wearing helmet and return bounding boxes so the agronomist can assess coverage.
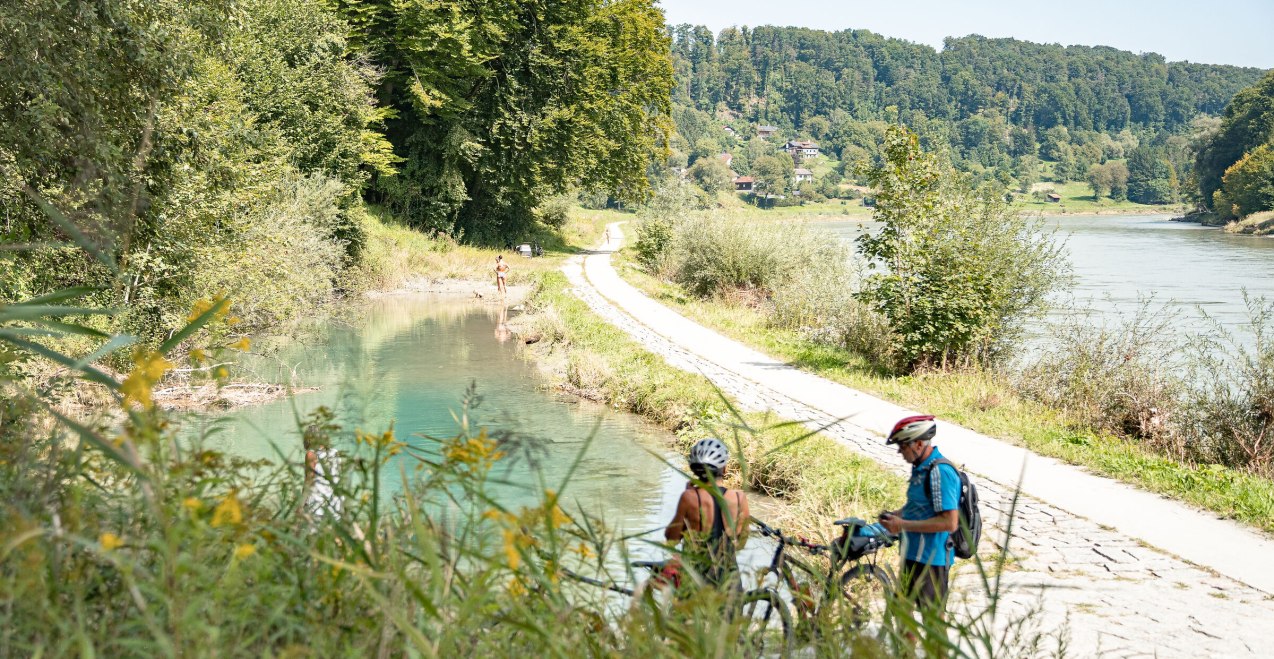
[664,438,751,589]
[879,414,960,615]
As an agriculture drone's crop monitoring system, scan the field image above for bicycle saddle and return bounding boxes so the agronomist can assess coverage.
[631,560,668,570]
[833,516,869,528]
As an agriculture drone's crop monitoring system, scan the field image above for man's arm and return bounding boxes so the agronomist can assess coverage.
[881,509,958,535]
[734,493,751,548]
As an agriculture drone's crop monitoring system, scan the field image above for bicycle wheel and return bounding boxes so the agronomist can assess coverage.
[840,564,894,631]
[737,587,793,656]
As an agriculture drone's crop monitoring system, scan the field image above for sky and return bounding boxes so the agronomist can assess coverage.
[658,0,1274,69]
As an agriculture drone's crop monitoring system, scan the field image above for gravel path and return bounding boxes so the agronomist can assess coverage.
[561,224,1274,657]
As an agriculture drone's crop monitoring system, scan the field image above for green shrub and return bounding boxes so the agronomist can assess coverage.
[857,127,1069,370]
[1185,295,1274,474]
[1017,300,1185,444]
[667,215,840,298]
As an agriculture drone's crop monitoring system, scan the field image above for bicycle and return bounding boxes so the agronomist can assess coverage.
[555,556,793,654]
[751,516,898,638]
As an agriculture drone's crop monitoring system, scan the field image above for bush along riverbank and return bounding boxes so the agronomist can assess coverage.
[620,131,1274,535]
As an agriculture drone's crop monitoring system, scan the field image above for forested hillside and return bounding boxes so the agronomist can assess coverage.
[0,0,671,344]
[665,25,1267,204]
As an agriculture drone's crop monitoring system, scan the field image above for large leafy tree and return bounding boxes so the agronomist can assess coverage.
[340,0,673,241]
[1219,144,1274,217]
[856,127,1068,370]
[1195,70,1274,211]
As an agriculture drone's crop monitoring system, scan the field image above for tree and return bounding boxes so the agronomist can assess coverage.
[688,157,733,194]
[1015,155,1040,193]
[1220,143,1274,217]
[1086,163,1112,199]
[1127,145,1175,204]
[856,127,1068,370]
[752,154,793,200]
[342,0,675,241]
[1195,70,1274,210]
[1107,161,1130,200]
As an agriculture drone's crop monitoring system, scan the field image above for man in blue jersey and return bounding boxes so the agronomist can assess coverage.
[878,414,960,616]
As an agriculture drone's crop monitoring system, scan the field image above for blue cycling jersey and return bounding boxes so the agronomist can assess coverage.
[901,447,961,566]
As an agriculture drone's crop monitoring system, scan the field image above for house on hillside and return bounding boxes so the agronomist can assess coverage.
[734,176,754,192]
[793,168,813,184]
[785,140,820,160]
[757,125,778,139]
[1046,193,1061,203]
[723,126,737,138]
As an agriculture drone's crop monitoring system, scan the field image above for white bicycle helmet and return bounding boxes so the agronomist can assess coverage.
[688,438,729,473]
[886,415,936,445]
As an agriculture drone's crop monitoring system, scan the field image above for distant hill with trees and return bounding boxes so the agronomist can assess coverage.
[664,24,1267,206]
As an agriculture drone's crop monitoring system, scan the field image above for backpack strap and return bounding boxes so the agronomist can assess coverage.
[924,457,959,513]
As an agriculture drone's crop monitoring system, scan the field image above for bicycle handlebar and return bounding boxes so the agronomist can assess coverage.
[752,518,898,557]
[752,519,830,555]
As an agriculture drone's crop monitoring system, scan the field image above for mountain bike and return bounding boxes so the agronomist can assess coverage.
[556,557,793,654]
[751,517,898,638]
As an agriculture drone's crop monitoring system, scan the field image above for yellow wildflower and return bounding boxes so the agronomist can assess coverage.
[187,294,232,323]
[120,350,175,409]
[228,337,251,352]
[182,497,203,512]
[211,492,243,527]
[226,316,242,326]
[213,366,229,380]
[189,348,207,365]
[502,528,522,569]
[99,532,124,551]
[507,577,528,597]
[187,298,214,323]
[573,543,595,559]
[233,544,256,560]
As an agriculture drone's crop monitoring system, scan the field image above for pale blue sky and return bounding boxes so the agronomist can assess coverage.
[659,0,1274,69]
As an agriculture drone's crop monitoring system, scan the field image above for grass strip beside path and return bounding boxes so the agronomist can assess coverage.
[523,270,903,534]
[612,254,1274,535]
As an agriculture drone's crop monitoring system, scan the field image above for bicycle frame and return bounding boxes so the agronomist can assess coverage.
[753,520,891,622]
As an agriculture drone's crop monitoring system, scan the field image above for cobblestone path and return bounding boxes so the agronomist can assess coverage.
[561,228,1274,657]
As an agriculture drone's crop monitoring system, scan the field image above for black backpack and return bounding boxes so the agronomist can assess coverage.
[926,458,981,560]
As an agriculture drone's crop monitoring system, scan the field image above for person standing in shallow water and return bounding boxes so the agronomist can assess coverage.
[495,255,509,295]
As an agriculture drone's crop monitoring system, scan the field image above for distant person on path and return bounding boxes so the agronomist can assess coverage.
[495,255,509,295]
[663,438,750,590]
[879,414,960,619]
[603,227,611,245]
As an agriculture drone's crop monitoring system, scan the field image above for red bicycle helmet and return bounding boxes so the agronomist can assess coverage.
[887,415,936,445]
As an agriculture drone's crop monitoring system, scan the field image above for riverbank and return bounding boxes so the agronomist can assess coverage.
[609,236,1274,535]
[512,267,902,533]
[141,202,609,413]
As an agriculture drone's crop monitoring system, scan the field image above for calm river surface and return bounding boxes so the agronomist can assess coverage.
[819,213,1274,340]
[184,295,685,539]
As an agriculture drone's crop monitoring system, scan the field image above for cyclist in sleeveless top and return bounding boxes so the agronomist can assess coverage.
[663,438,751,589]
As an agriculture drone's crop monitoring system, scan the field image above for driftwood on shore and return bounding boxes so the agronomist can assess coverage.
[153,382,318,411]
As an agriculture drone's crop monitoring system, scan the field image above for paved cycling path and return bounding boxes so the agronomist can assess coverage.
[563,223,1274,657]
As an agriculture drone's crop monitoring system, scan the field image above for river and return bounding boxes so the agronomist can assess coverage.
[818,213,1274,343]
[181,295,686,540]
